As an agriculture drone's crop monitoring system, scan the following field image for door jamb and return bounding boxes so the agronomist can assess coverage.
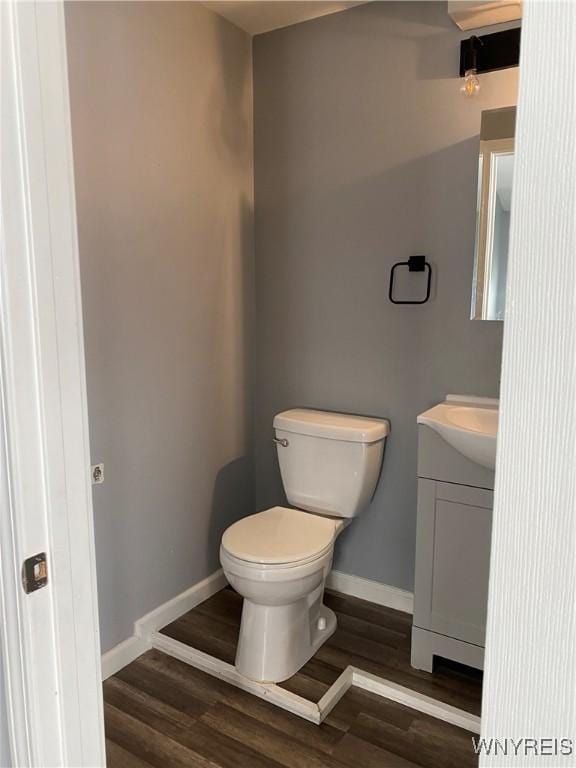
[0,2,105,764]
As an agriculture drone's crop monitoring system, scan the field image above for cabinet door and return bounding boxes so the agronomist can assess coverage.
[430,500,492,646]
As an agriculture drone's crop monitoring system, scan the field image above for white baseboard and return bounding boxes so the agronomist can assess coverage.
[101,635,150,681]
[101,568,411,680]
[326,570,414,614]
[101,568,227,680]
[135,569,227,637]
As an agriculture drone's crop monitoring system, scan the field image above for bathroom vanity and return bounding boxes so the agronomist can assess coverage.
[411,397,497,672]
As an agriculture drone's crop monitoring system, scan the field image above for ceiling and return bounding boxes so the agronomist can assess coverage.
[203,1,370,36]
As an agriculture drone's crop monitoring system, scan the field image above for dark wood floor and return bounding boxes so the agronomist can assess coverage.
[104,588,482,767]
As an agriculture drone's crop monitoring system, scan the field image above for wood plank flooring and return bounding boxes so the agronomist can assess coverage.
[104,588,482,767]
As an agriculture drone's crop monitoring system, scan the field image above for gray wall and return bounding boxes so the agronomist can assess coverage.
[65,1,254,652]
[253,2,518,591]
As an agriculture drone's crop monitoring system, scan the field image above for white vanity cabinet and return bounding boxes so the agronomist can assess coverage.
[411,424,495,672]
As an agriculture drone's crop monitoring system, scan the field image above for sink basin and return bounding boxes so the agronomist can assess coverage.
[417,396,499,470]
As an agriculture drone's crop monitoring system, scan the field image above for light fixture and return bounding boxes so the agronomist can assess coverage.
[460,36,482,97]
[461,68,480,98]
[458,28,521,98]
[460,69,480,98]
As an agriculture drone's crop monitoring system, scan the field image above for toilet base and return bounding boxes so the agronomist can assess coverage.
[235,597,337,683]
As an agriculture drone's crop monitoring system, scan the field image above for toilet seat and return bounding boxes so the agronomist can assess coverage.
[221,506,337,567]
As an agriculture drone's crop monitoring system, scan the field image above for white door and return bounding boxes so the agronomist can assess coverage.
[479,0,576,763]
[0,1,105,765]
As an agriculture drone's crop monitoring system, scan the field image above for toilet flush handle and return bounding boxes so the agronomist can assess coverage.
[273,437,289,448]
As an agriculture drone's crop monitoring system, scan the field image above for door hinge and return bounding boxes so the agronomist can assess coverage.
[22,552,48,594]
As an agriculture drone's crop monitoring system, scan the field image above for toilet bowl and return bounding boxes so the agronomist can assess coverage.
[220,506,345,682]
[220,409,389,683]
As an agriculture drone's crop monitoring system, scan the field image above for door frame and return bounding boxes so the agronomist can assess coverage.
[473,136,514,320]
[0,1,105,765]
[1,1,574,766]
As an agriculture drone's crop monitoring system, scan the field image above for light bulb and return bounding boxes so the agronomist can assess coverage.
[461,68,480,98]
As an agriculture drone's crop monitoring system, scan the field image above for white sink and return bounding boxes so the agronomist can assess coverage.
[417,395,499,470]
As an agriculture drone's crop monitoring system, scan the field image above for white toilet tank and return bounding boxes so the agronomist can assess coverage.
[273,409,390,518]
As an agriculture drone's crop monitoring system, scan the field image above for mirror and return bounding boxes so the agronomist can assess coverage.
[471,106,516,321]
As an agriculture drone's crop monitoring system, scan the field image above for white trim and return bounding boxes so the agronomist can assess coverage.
[478,137,514,320]
[101,637,151,682]
[326,570,414,614]
[352,669,480,734]
[1,2,105,764]
[151,633,322,723]
[316,666,354,721]
[135,569,227,638]
[445,394,499,407]
[102,569,227,680]
[150,632,481,734]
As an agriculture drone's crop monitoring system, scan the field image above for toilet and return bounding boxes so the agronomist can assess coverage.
[220,408,389,683]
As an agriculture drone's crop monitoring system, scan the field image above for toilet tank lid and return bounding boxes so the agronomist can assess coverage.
[273,409,390,444]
